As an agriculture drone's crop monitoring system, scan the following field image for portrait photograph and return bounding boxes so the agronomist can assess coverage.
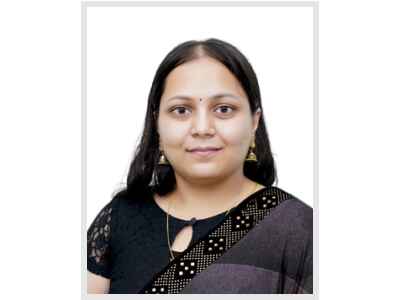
[83,1,317,296]
[3,0,400,299]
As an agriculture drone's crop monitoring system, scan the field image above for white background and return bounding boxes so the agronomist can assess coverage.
[1,0,400,300]
[86,5,314,224]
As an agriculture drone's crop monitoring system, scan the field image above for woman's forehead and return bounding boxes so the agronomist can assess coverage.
[162,57,247,102]
[164,92,244,104]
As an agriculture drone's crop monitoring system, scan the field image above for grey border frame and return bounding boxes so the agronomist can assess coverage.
[82,1,318,299]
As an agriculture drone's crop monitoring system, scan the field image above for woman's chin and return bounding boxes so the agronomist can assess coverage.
[185,169,227,183]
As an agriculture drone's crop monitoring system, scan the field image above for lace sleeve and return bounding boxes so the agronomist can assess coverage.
[87,200,116,279]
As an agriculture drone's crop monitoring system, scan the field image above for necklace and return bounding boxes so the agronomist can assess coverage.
[166,181,260,261]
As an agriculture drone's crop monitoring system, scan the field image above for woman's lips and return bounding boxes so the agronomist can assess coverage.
[188,148,222,158]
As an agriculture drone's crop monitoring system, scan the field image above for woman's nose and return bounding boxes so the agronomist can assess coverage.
[190,109,216,136]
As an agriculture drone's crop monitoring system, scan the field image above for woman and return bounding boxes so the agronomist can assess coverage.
[87,38,313,294]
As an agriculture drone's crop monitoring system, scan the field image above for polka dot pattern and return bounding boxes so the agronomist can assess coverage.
[141,186,292,294]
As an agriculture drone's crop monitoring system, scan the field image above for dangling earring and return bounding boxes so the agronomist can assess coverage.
[158,150,170,165]
[245,139,258,162]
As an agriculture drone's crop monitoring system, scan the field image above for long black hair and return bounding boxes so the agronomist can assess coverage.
[113,38,277,201]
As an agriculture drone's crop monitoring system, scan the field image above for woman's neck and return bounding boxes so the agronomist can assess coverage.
[166,172,262,220]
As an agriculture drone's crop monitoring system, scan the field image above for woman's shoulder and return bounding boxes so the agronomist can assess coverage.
[108,188,163,230]
[268,186,313,235]
[109,188,151,216]
[269,185,313,211]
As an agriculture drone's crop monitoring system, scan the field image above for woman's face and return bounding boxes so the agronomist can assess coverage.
[157,56,261,184]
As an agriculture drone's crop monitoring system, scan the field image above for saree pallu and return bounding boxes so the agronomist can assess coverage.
[140,186,313,294]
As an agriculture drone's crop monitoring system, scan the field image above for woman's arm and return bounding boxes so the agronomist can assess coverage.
[87,270,110,294]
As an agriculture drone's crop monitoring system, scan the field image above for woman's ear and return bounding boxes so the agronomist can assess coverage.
[252,108,262,133]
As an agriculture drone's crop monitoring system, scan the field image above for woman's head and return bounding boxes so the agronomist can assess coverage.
[158,55,261,186]
[116,38,277,199]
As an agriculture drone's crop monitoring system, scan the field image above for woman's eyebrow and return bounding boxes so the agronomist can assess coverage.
[166,93,241,102]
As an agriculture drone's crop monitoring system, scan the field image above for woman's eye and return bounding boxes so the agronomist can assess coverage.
[171,106,190,115]
[215,105,234,114]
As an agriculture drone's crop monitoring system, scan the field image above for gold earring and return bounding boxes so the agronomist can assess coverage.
[158,150,170,165]
[245,140,257,162]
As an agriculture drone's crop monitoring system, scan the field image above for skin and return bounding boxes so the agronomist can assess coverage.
[87,271,110,293]
[155,56,264,219]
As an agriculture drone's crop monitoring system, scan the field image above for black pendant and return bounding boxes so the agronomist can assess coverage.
[188,217,197,226]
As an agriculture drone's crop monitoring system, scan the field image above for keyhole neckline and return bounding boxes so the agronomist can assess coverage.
[150,195,228,224]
